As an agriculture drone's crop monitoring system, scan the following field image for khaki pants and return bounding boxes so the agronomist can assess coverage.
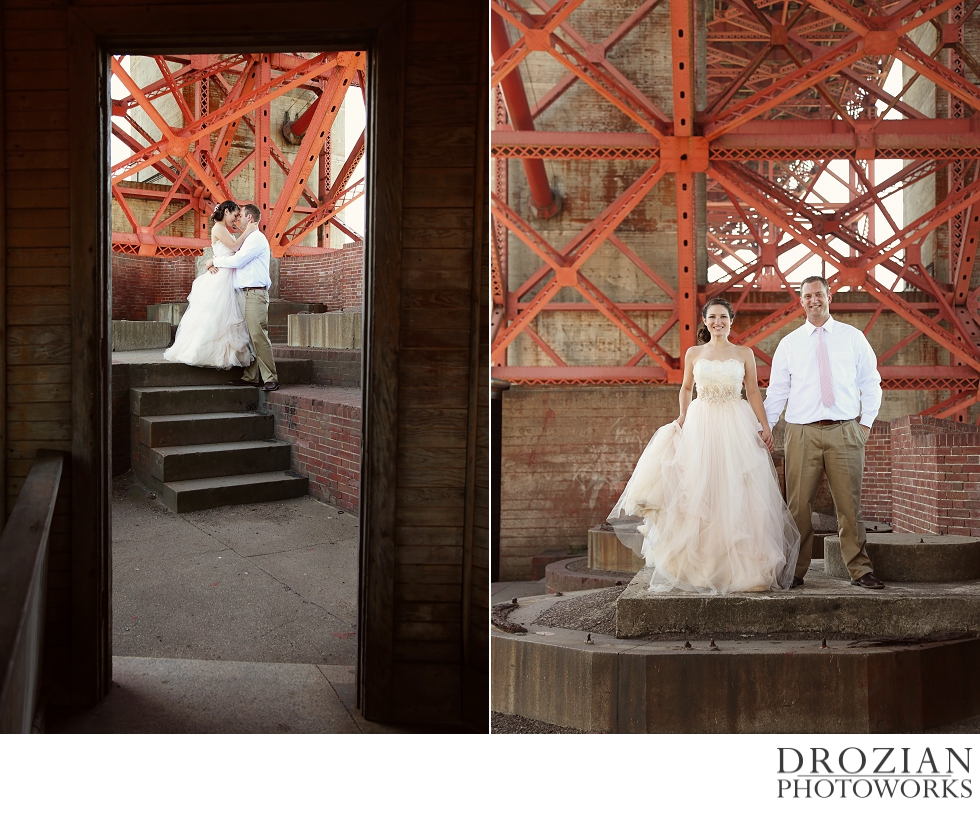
[238,288,278,384]
[784,420,873,581]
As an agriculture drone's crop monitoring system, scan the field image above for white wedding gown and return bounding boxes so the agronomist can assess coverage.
[608,357,800,594]
[164,241,253,369]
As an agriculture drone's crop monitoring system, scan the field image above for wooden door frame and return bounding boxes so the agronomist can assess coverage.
[67,1,405,716]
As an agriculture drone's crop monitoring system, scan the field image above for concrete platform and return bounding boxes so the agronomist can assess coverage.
[491,579,548,605]
[492,589,980,733]
[824,533,980,582]
[615,563,980,639]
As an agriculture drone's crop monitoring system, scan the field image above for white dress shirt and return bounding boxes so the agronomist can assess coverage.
[212,229,272,289]
[764,315,882,428]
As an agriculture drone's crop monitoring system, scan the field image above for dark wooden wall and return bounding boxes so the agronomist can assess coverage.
[0,0,487,727]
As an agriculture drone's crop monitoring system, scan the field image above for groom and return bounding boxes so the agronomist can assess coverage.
[206,204,279,391]
[763,276,884,589]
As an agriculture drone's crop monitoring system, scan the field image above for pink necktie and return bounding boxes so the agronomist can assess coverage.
[816,326,835,408]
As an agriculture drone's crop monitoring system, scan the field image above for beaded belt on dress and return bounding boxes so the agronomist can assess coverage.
[807,418,857,426]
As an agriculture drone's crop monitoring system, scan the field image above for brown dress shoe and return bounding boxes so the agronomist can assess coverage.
[850,572,885,589]
[790,577,805,589]
[262,381,279,392]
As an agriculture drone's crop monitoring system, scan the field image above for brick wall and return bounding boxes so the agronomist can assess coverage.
[112,252,198,321]
[861,419,892,523]
[279,242,363,309]
[498,386,979,580]
[264,386,361,510]
[890,415,980,536]
[499,385,681,580]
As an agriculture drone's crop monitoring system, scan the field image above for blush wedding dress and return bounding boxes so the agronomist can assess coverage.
[608,357,800,594]
[164,241,254,369]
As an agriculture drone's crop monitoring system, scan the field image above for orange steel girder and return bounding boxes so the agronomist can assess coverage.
[110,52,366,258]
[491,0,980,418]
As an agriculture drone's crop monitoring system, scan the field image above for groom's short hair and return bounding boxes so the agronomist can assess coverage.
[242,204,261,222]
[799,275,829,294]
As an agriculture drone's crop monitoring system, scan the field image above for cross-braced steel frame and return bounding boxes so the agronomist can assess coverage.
[110,51,366,258]
[491,0,980,422]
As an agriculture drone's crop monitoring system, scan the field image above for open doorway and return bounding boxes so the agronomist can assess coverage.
[37,2,484,731]
[56,50,375,733]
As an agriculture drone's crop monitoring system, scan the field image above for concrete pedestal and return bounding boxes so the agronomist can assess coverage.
[146,303,187,325]
[587,525,644,572]
[615,565,980,639]
[543,557,633,593]
[112,320,172,351]
[492,618,980,733]
[824,533,980,582]
[288,311,363,349]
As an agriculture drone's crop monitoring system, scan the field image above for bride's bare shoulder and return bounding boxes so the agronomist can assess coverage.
[733,344,754,363]
[211,222,235,248]
[685,345,706,362]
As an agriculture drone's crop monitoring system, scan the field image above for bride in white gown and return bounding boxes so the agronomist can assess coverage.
[164,200,255,369]
[608,297,800,594]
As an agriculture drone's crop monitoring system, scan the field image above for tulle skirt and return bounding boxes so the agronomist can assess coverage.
[164,267,253,369]
[608,397,800,594]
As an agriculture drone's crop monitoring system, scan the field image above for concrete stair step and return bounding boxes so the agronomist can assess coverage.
[121,357,312,388]
[131,385,261,417]
[147,439,293,481]
[146,470,310,513]
[137,412,274,447]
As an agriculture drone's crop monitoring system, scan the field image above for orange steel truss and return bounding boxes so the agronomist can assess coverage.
[110,52,366,258]
[491,0,980,421]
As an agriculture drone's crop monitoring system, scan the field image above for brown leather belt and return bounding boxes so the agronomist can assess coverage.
[808,418,857,426]
[241,286,267,291]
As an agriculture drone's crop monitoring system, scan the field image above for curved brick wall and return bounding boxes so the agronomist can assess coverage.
[112,253,197,321]
[279,242,363,309]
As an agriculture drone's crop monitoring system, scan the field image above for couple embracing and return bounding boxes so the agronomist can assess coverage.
[609,277,885,594]
[164,200,279,392]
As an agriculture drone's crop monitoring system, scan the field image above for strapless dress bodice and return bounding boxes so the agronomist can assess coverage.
[213,241,232,258]
[693,357,744,404]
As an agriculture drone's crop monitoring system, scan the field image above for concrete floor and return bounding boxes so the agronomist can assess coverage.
[491,579,548,605]
[111,472,358,665]
[50,473,406,733]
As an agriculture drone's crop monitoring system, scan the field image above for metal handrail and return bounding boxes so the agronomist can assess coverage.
[0,450,66,733]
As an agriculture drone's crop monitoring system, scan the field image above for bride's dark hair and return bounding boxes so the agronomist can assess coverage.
[211,199,239,224]
[697,297,735,344]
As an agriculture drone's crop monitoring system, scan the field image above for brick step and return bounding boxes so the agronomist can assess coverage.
[143,470,310,513]
[131,385,261,417]
[145,439,293,481]
[123,357,312,388]
[137,412,274,447]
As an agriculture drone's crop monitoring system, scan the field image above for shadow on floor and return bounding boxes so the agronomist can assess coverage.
[48,657,408,734]
[48,474,413,733]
